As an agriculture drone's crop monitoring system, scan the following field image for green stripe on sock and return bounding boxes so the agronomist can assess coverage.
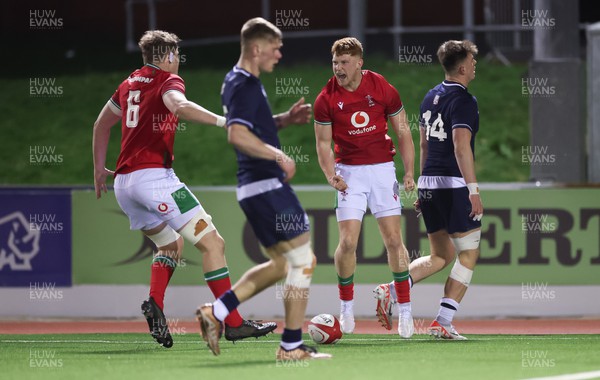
[393,271,409,282]
[337,274,354,286]
[204,267,230,282]
[152,255,177,268]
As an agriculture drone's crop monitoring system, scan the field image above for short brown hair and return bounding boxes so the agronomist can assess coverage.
[138,30,181,64]
[241,17,282,47]
[331,37,363,58]
[436,40,478,74]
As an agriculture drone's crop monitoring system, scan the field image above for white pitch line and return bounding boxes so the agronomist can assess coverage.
[1,336,598,345]
[521,369,600,380]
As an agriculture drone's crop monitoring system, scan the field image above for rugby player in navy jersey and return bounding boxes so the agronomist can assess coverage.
[196,18,331,360]
[375,40,483,340]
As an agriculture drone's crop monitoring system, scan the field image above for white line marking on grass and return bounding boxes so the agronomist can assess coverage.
[1,336,598,345]
[521,369,600,380]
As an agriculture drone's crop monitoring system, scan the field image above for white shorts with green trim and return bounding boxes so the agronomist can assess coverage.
[114,168,203,231]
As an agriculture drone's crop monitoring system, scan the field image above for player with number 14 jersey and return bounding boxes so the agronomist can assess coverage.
[419,80,479,179]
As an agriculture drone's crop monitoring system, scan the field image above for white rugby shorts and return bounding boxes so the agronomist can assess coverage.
[114,168,202,231]
[334,161,402,222]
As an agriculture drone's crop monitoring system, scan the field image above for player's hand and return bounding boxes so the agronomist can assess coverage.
[469,194,484,221]
[403,174,415,192]
[328,174,348,192]
[286,97,312,125]
[277,154,296,182]
[94,167,114,199]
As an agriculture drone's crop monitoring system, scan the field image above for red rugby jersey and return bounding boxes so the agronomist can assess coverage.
[314,70,403,165]
[110,63,185,175]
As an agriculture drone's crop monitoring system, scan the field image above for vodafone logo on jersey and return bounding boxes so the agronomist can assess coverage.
[350,111,370,128]
[348,111,377,136]
[157,203,169,213]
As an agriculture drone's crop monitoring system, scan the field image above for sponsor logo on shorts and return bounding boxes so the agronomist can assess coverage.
[157,203,169,213]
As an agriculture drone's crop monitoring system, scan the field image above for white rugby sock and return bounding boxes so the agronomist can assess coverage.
[341,299,354,314]
[436,297,459,325]
[212,299,229,322]
[397,301,412,315]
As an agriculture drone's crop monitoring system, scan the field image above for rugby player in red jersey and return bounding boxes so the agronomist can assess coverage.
[314,37,416,338]
[92,30,276,348]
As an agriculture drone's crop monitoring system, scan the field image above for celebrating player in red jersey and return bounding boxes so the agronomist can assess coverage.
[314,37,416,338]
[92,30,276,348]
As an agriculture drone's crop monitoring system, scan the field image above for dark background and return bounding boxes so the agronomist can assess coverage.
[3,0,599,77]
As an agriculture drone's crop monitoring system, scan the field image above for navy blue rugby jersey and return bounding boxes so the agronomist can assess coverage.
[221,66,283,185]
[419,80,479,177]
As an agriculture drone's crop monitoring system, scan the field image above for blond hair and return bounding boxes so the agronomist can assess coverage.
[138,30,181,64]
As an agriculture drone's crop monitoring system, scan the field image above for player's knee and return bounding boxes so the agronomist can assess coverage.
[338,237,358,255]
[384,234,404,255]
[147,226,182,264]
[178,209,216,247]
[163,235,184,260]
[147,225,181,252]
[271,255,288,281]
[205,231,225,252]
[283,242,315,289]
[427,254,450,271]
[449,258,474,287]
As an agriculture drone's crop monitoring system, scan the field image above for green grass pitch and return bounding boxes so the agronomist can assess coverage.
[2,333,599,380]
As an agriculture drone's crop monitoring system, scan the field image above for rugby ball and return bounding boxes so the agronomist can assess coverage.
[308,314,342,344]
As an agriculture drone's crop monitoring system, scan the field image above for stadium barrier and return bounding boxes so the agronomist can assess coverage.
[1,186,599,318]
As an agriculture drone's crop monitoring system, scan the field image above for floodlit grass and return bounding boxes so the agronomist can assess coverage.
[2,333,599,380]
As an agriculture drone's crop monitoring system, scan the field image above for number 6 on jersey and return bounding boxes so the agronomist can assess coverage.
[126,90,141,128]
[422,110,448,141]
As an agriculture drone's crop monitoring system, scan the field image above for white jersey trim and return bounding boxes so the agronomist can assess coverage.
[388,105,404,117]
[233,66,251,77]
[228,118,254,129]
[452,123,473,131]
[236,178,282,201]
[162,89,184,97]
[108,99,122,116]
[442,81,466,90]
[418,175,467,189]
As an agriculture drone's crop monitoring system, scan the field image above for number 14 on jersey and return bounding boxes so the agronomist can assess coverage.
[422,110,448,141]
